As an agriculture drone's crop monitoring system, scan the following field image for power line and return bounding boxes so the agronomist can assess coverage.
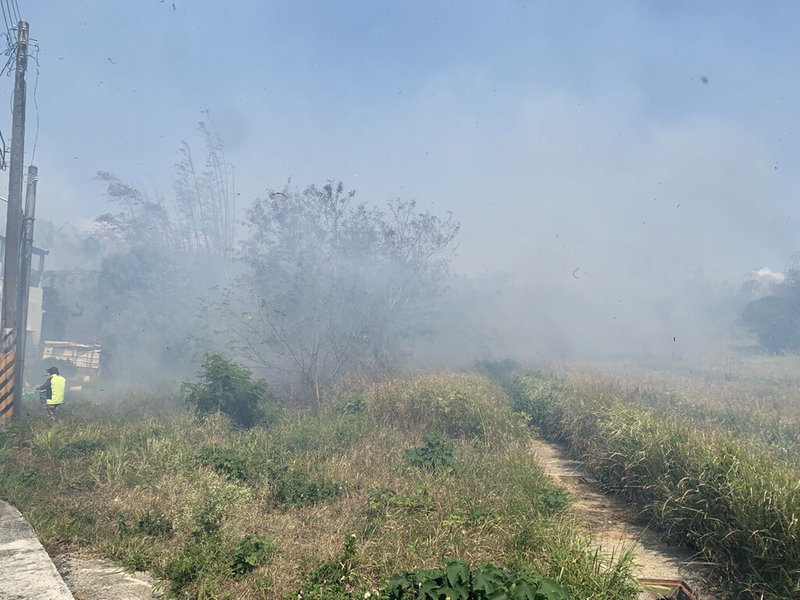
[2,0,15,31]
[0,130,6,171]
[28,40,38,164]
[0,43,14,76]
[0,4,8,39]
[9,0,19,25]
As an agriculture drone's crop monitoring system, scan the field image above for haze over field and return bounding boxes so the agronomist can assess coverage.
[4,1,800,373]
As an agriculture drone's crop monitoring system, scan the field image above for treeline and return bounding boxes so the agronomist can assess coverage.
[742,265,800,354]
[41,117,459,400]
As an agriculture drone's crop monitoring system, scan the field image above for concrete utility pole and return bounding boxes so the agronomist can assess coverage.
[0,21,29,424]
[14,165,37,409]
[2,21,29,331]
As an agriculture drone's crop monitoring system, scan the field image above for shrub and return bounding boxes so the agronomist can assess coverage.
[367,487,435,513]
[335,394,367,415]
[164,536,227,596]
[267,463,343,508]
[382,559,570,600]
[405,433,456,472]
[230,534,278,578]
[182,353,278,428]
[197,446,251,482]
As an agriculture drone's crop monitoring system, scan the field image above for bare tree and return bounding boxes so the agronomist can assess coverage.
[174,112,235,263]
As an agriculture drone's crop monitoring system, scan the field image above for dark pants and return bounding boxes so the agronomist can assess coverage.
[46,404,58,419]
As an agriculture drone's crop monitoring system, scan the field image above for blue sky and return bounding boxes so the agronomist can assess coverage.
[5,1,800,297]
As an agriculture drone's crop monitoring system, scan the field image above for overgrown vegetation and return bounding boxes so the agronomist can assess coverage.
[218,181,460,402]
[0,373,641,599]
[512,372,800,600]
[182,353,279,428]
[383,559,570,600]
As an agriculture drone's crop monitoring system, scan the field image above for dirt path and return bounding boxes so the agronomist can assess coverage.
[532,439,716,599]
[53,554,163,600]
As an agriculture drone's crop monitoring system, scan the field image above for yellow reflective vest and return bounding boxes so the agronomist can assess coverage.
[48,375,66,405]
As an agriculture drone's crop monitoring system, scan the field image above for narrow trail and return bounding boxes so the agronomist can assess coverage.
[53,554,163,600]
[531,439,716,600]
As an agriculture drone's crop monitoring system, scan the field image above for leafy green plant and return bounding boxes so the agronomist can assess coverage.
[405,433,455,472]
[164,536,227,597]
[182,353,278,428]
[336,394,367,415]
[197,445,251,482]
[383,559,570,600]
[267,463,343,508]
[533,486,570,514]
[230,534,277,578]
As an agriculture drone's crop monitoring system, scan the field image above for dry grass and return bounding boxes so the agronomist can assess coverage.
[0,372,641,599]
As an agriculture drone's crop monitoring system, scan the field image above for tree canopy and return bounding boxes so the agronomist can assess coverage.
[219,181,459,401]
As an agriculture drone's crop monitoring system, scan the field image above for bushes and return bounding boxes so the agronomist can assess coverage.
[197,446,252,482]
[182,353,279,428]
[512,372,800,600]
[163,533,278,596]
[266,463,343,508]
[405,433,456,472]
[383,559,570,600]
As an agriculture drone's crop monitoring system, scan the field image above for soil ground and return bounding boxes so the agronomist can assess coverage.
[53,554,163,600]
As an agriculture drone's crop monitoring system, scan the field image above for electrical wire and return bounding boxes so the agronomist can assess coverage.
[0,44,14,76]
[0,2,8,39]
[0,0,15,72]
[28,42,39,165]
[0,0,16,171]
[9,0,19,25]
[2,0,14,30]
[0,130,6,171]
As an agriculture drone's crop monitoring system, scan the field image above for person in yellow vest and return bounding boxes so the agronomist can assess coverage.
[37,366,66,419]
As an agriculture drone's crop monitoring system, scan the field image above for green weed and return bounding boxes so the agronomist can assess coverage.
[405,433,455,472]
[382,559,570,600]
[197,446,252,482]
[231,534,278,578]
[267,463,343,508]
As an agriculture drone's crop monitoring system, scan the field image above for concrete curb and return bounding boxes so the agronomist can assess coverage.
[0,500,74,600]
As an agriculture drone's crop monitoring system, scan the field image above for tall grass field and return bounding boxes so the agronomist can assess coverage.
[511,370,800,600]
[0,373,641,600]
